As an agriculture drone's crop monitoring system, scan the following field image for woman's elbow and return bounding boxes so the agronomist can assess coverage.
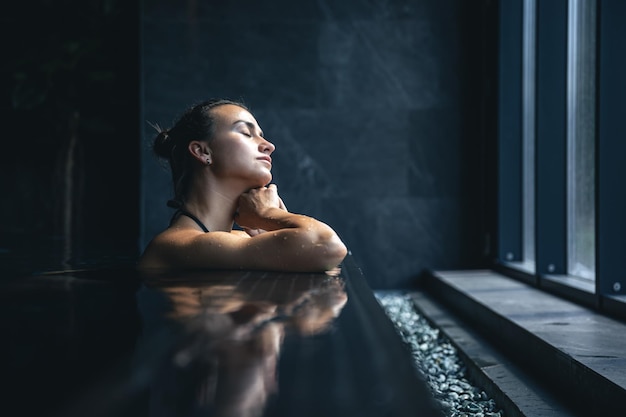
[320,234,348,269]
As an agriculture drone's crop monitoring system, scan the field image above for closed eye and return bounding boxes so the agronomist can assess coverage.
[233,120,262,139]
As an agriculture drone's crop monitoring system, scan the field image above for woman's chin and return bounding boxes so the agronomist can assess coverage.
[241,169,272,189]
[258,172,272,187]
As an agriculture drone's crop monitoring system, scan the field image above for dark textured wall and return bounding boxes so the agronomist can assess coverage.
[140,0,495,288]
[2,2,140,273]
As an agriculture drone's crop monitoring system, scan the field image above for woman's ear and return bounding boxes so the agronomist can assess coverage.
[188,140,212,165]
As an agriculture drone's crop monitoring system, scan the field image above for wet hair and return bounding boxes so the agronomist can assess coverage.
[152,99,249,207]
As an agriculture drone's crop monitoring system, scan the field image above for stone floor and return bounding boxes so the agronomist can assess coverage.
[415,269,626,417]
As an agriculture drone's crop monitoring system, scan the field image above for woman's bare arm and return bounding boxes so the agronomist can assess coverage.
[139,185,347,272]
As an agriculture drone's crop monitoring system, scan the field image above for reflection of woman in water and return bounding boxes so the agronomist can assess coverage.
[138,99,347,272]
[137,273,348,417]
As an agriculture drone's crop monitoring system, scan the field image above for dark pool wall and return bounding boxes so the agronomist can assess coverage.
[140,0,496,288]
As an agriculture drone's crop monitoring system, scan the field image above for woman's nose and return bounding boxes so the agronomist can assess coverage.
[260,138,275,154]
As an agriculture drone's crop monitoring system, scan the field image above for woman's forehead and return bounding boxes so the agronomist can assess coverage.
[213,104,257,125]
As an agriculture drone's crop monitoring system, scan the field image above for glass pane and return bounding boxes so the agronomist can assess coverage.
[567,0,596,280]
[522,0,536,271]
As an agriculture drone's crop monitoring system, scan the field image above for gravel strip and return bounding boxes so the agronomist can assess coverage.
[375,292,504,417]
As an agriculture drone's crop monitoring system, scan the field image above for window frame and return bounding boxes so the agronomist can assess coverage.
[495,0,626,319]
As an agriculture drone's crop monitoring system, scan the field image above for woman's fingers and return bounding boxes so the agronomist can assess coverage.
[265,184,288,211]
[278,197,287,212]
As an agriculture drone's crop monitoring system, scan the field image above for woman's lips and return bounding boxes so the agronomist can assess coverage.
[257,156,272,165]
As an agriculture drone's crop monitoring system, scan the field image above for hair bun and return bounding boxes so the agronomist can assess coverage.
[153,128,174,159]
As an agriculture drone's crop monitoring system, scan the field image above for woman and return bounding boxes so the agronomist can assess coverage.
[139,99,347,272]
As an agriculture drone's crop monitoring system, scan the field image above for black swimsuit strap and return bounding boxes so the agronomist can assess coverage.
[169,209,210,233]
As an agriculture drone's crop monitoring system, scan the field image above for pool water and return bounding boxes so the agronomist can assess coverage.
[1,257,444,417]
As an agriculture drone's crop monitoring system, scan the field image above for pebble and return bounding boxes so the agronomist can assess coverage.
[375,292,505,417]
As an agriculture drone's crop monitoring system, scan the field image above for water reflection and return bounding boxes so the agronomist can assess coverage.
[135,270,348,417]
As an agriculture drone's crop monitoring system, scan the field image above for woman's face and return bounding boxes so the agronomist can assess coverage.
[208,105,275,188]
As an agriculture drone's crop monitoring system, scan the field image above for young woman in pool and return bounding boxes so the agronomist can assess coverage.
[138,99,347,272]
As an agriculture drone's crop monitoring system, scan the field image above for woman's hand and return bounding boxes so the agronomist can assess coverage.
[236,184,287,230]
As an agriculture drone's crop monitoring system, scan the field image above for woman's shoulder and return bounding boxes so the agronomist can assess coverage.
[146,227,245,252]
[138,227,247,269]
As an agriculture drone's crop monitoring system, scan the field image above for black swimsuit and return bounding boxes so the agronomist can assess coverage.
[169,209,210,233]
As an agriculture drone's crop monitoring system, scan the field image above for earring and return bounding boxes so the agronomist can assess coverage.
[206,158,211,165]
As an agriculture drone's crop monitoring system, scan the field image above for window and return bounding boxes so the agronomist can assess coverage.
[566,0,596,281]
[522,0,536,271]
[497,0,626,313]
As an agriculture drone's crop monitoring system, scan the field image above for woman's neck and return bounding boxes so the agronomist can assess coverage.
[183,178,244,232]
